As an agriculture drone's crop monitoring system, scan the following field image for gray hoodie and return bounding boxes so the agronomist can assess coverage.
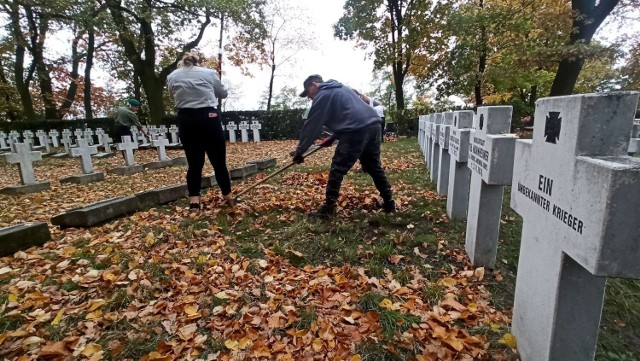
[295,80,381,155]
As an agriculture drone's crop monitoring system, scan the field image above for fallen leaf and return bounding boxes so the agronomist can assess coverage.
[499,333,517,349]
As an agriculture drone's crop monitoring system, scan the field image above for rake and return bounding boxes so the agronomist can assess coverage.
[232,143,328,203]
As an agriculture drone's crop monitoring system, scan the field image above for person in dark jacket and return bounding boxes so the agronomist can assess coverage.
[292,74,395,219]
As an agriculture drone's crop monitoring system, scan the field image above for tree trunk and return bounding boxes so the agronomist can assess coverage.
[58,33,82,118]
[474,0,486,107]
[14,43,37,121]
[267,64,275,111]
[549,0,619,96]
[84,28,95,120]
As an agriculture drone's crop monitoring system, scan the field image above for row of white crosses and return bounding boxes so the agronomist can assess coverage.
[224,121,261,143]
[418,91,640,361]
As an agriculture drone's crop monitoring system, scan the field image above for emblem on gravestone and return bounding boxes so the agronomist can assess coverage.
[479,114,484,130]
[544,111,562,144]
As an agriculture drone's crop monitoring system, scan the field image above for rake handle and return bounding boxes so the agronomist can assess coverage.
[233,145,325,200]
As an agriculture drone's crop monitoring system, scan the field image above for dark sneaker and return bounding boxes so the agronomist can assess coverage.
[377,199,396,213]
[308,204,336,219]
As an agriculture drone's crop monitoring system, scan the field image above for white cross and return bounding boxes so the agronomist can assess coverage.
[436,112,454,196]
[251,121,262,142]
[151,135,170,161]
[226,122,237,143]
[446,110,474,220]
[510,92,640,361]
[3,143,43,184]
[117,135,139,166]
[429,113,443,183]
[168,125,180,145]
[70,138,99,174]
[48,130,60,148]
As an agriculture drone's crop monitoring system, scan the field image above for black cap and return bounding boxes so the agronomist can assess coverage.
[299,74,323,97]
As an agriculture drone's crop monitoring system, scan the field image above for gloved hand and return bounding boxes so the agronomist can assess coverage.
[318,136,336,147]
[292,153,304,164]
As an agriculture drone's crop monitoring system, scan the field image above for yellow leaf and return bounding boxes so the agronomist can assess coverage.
[378,298,393,310]
[490,323,501,333]
[184,304,199,315]
[88,299,105,312]
[351,355,362,361]
[145,232,155,245]
[467,303,478,312]
[102,272,118,282]
[238,337,252,350]
[312,338,323,352]
[499,333,517,349]
[214,291,229,299]
[85,310,102,320]
[34,195,42,204]
[103,247,113,254]
[51,310,64,325]
[81,343,102,356]
[224,339,239,350]
[8,293,17,302]
[439,277,457,287]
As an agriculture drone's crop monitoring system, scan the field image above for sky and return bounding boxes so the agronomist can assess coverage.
[216,0,376,110]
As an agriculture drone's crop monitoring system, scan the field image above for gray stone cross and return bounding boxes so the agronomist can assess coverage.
[3,143,43,184]
[510,92,640,361]
[465,106,517,268]
[94,128,105,146]
[168,125,180,145]
[151,135,170,161]
[226,122,238,143]
[70,138,99,173]
[83,128,95,145]
[423,114,432,166]
[74,129,84,143]
[436,112,454,195]
[428,113,443,183]
[239,121,250,142]
[48,130,60,148]
[117,135,139,166]
[250,120,261,142]
[0,132,9,150]
[446,110,474,220]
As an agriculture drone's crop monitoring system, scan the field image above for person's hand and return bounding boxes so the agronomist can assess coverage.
[292,153,304,164]
[318,136,336,147]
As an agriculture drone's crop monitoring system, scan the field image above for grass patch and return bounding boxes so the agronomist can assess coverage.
[292,307,317,330]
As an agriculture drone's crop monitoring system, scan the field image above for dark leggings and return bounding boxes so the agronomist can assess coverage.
[177,107,231,197]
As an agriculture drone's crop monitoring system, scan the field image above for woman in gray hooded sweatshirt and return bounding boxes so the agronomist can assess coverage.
[167,52,232,209]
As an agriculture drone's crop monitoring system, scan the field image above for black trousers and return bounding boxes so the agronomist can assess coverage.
[115,124,133,142]
[326,124,393,206]
[177,107,231,197]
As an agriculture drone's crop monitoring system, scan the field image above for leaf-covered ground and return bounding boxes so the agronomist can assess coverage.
[0,138,634,360]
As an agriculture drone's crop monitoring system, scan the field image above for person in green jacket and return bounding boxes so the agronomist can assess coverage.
[114,99,149,142]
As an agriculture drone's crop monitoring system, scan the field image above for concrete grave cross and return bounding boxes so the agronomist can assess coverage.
[429,113,443,183]
[100,133,113,153]
[35,130,51,153]
[138,127,150,147]
[61,130,73,154]
[418,115,427,153]
[116,135,139,166]
[168,125,180,145]
[437,112,454,195]
[4,143,43,184]
[9,130,21,142]
[151,135,170,161]
[446,110,475,220]
[510,92,640,361]
[226,122,238,143]
[74,129,84,142]
[22,130,35,150]
[250,121,262,142]
[423,114,433,166]
[94,128,105,146]
[130,127,140,143]
[83,128,95,145]
[158,125,168,136]
[71,138,99,173]
[48,130,60,148]
[465,106,517,268]
[0,131,8,150]
[239,121,250,142]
